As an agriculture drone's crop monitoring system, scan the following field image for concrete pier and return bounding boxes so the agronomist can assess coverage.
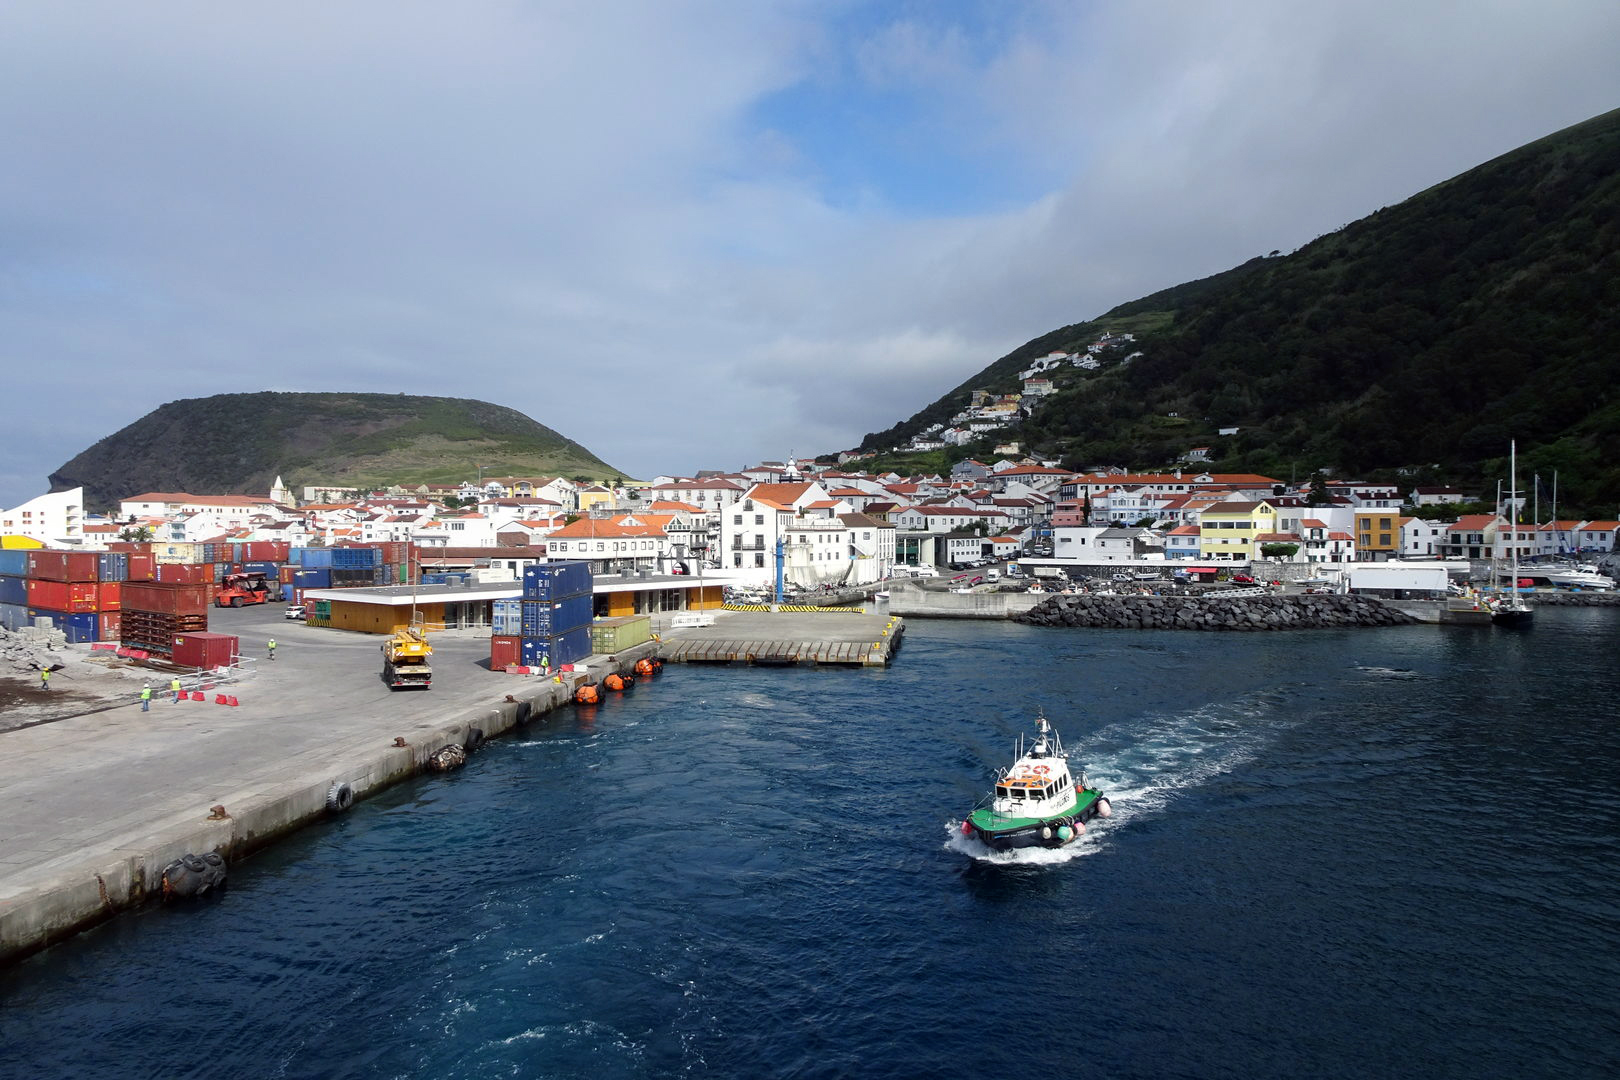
[657,609,902,666]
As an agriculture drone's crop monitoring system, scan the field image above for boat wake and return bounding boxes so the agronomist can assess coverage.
[1355,665,1425,680]
[942,824,1095,865]
[944,687,1306,862]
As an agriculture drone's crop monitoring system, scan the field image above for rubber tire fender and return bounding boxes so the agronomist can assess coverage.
[465,726,485,751]
[326,781,355,813]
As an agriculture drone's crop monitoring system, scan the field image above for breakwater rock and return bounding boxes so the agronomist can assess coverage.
[1014,592,1415,631]
[1530,591,1620,607]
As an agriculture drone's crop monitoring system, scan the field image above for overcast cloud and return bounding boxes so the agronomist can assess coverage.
[3,0,1618,505]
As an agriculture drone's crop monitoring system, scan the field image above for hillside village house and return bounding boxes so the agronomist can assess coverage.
[1354,511,1402,561]
[544,513,690,573]
[1401,517,1451,558]
[1198,501,1280,562]
[118,492,287,533]
[717,481,833,573]
[480,476,579,508]
[1576,521,1618,551]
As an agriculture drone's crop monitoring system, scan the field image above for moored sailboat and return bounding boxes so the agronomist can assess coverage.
[1492,442,1534,629]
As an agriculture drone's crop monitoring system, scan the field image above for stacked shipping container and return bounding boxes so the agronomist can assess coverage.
[0,549,130,642]
[492,561,594,670]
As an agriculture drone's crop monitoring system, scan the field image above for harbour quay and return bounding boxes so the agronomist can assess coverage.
[0,603,899,965]
[659,608,903,665]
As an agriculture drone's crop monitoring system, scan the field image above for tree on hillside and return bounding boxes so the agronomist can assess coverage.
[1307,473,1332,506]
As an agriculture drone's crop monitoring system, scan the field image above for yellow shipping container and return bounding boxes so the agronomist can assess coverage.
[0,534,46,549]
[153,542,205,565]
[326,600,445,635]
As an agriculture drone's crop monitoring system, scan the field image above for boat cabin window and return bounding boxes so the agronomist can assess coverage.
[995,785,1009,798]
[1010,788,1026,800]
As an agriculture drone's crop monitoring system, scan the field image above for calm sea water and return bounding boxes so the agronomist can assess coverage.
[4,612,1619,1079]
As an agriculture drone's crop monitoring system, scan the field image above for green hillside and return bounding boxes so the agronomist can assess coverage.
[50,392,627,511]
[860,107,1620,514]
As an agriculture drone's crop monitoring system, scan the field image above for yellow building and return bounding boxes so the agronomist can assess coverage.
[576,486,617,514]
[1354,511,1402,561]
[1197,500,1278,562]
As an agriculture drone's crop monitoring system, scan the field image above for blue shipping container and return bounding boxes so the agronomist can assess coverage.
[331,547,380,569]
[0,602,28,631]
[294,568,332,589]
[0,550,28,577]
[553,626,592,666]
[291,548,334,568]
[244,561,280,577]
[97,552,129,582]
[518,594,593,637]
[29,609,99,643]
[522,561,592,601]
[518,627,591,668]
[420,573,449,585]
[0,575,26,607]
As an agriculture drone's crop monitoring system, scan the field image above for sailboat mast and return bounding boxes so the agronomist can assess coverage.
[1509,441,1521,584]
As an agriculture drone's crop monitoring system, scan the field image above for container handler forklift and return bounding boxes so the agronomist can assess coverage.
[215,571,274,608]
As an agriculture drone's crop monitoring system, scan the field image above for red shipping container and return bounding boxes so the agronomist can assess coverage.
[98,582,121,611]
[243,541,291,562]
[126,552,156,581]
[26,550,102,583]
[155,563,215,585]
[279,565,298,584]
[171,631,239,670]
[26,579,99,613]
[491,634,521,669]
[98,611,122,641]
[121,582,211,615]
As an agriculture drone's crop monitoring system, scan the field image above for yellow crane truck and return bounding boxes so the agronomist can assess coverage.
[381,627,432,690]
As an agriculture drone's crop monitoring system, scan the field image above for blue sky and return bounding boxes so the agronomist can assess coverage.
[2,1,1619,508]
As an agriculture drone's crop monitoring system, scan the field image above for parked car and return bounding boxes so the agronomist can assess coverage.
[284,604,306,620]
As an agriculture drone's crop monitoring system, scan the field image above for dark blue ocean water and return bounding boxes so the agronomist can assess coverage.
[4,612,1620,1079]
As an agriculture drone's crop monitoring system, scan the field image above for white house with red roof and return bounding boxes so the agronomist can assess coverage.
[1575,521,1618,552]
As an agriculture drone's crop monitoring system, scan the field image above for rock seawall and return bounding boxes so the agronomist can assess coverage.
[1527,592,1620,607]
[1014,592,1415,631]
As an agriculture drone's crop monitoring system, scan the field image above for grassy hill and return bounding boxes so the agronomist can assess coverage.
[860,107,1620,514]
[51,392,627,511]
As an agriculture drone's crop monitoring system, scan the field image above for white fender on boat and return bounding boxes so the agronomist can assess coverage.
[1095,797,1112,819]
[1040,826,1052,841]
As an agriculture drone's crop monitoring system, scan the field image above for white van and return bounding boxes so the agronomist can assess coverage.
[909,566,938,578]
[985,569,1001,582]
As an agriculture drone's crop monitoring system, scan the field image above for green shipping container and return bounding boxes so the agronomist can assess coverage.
[589,615,653,654]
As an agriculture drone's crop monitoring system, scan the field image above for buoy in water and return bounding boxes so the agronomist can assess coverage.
[603,673,626,691]
[574,684,600,705]
[634,657,658,677]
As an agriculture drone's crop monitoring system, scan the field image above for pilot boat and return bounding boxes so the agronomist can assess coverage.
[960,713,1110,850]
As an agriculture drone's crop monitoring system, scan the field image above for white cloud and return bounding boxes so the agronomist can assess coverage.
[2,0,1618,504]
